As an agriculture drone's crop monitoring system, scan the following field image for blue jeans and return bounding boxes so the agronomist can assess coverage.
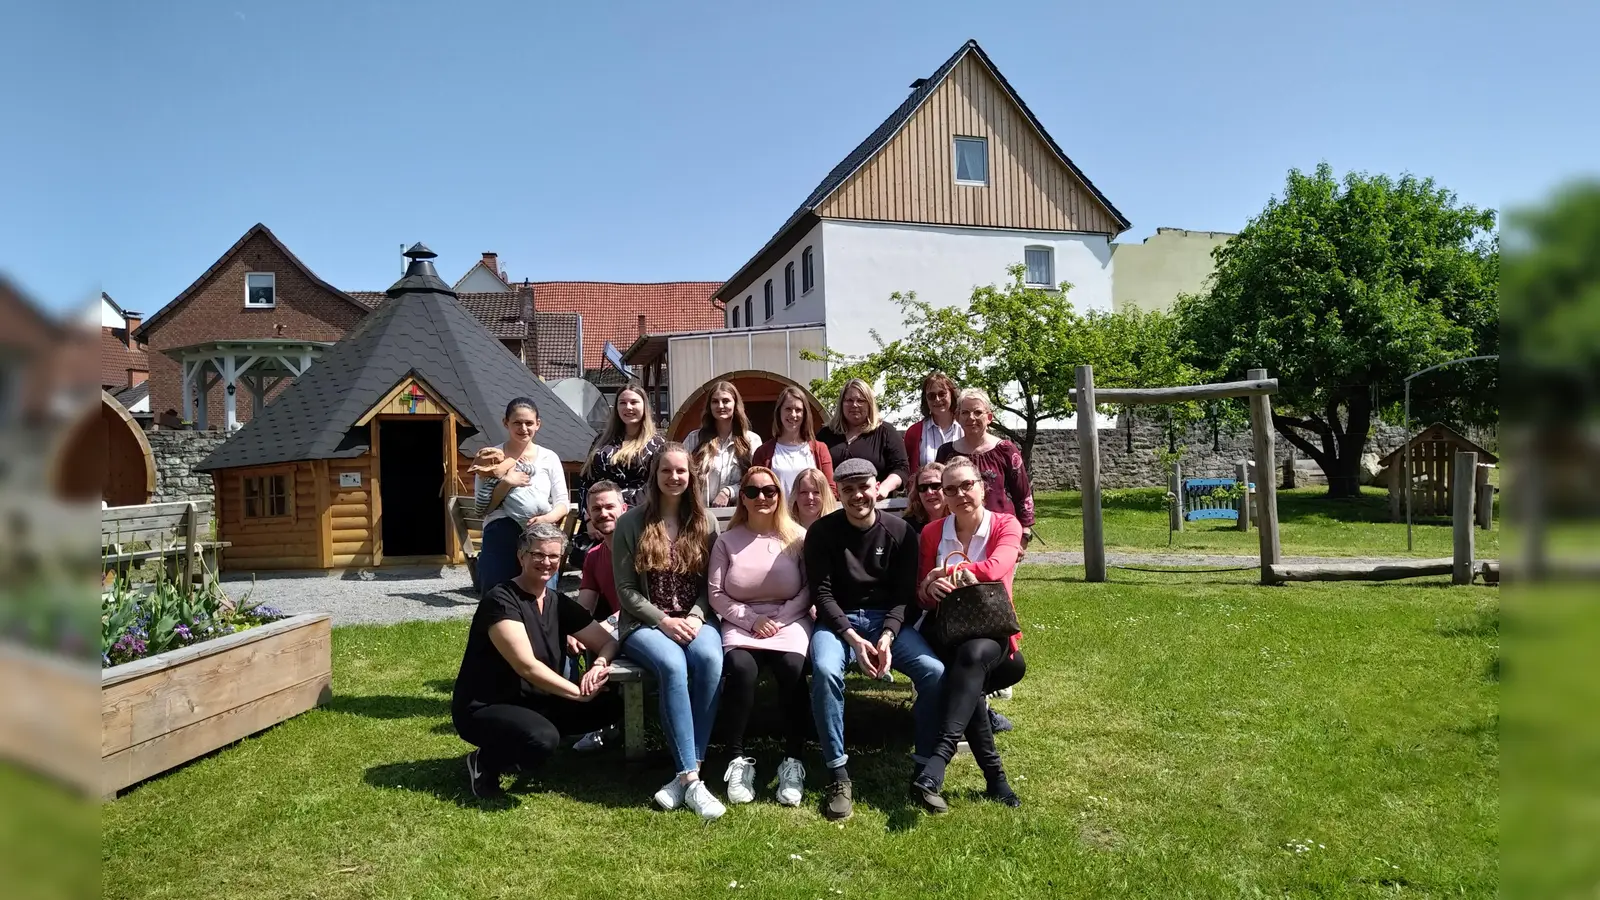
[622,622,724,774]
[479,517,557,596]
[809,610,946,770]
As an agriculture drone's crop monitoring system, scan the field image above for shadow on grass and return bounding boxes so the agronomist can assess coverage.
[1040,486,1452,527]
[326,694,449,719]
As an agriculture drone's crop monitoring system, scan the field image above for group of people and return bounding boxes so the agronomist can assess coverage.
[451,372,1038,821]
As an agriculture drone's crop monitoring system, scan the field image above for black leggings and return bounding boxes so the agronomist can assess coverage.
[721,647,809,760]
[920,638,1026,788]
[453,692,622,777]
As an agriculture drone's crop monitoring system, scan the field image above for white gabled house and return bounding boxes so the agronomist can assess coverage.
[712,39,1130,372]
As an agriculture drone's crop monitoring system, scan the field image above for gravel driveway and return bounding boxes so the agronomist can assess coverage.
[221,565,479,626]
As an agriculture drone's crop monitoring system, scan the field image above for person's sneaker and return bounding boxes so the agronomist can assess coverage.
[822,779,853,820]
[684,780,727,821]
[989,709,1015,733]
[723,756,757,804]
[775,757,806,807]
[466,750,503,799]
[909,774,949,814]
[878,670,895,683]
[572,729,606,752]
[984,780,1022,808]
[653,777,687,811]
[987,687,1014,701]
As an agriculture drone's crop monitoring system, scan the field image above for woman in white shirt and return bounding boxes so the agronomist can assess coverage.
[470,398,570,593]
[902,371,964,468]
[752,385,835,497]
[683,381,762,508]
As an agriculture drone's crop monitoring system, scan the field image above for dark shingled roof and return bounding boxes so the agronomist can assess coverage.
[197,249,595,471]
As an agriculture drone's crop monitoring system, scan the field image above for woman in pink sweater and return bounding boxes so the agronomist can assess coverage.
[707,466,812,807]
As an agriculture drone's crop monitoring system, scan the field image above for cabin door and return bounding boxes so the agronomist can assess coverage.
[378,418,446,556]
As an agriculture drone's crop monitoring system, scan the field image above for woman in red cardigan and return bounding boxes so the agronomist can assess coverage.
[903,371,963,468]
[909,455,1026,814]
[751,385,835,497]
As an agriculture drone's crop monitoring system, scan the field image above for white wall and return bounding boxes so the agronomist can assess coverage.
[818,220,1116,429]
[95,295,125,328]
[724,220,826,330]
[456,264,510,293]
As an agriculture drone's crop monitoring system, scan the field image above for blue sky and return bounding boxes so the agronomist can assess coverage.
[4,0,1593,315]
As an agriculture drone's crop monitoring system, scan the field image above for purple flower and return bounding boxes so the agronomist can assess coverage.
[175,624,192,640]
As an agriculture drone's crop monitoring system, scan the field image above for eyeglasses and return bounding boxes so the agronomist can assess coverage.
[941,479,980,497]
[742,485,780,500]
[917,482,943,493]
[521,552,562,563]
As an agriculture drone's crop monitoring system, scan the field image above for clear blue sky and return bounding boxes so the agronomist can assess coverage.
[4,0,1593,314]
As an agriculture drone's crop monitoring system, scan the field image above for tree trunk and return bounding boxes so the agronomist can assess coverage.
[1272,391,1374,499]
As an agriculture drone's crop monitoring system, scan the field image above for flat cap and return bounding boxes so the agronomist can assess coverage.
[833,458,878,482]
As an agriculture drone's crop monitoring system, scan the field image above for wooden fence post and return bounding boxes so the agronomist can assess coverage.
[1077,365,1106,583]
[1168,459,1183,532]
[1474,464,1493,530]
[1236,461,1251,532]
[183,501,198,595]
[1453,451,1477,585]
[1247,368,1282,581]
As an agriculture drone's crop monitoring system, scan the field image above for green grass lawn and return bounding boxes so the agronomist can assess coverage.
[101,569,1498,899]
[1031,486,1502,559]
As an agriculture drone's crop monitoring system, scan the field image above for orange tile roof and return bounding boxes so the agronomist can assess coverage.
[530,282,723,372]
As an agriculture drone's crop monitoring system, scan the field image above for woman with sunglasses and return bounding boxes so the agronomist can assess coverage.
[707,467,812,807]
[935,387,1036,552]
[907,456,1026,814]
[903,372,963,468]
[902,462,948,535]
[788,467,837,530]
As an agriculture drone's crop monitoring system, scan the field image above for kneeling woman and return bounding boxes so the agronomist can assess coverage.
[909,456,1026,813]
[614,443,727,819]
[452,522,621,799]
[709,467,812,806]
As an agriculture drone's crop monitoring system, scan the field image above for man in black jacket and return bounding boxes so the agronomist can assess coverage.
[805,458,946,820]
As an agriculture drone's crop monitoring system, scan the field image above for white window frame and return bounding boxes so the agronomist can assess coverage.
[244,272,277,308]
[801,246,815,294]
[1024,245,1055,287]
[953,136,988,186]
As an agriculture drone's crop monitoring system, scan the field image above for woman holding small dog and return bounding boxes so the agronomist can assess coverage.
[909,455,1026,814]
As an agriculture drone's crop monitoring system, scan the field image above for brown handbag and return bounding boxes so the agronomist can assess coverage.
[927,550,1020,646]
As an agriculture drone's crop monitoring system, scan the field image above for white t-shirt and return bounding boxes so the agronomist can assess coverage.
[768,441,816,497]
[936,508,993,570]
[683,429,763,507]
[917,417,965,467]
[478,444,568,527]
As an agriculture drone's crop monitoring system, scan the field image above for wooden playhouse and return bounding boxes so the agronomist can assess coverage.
[195,244,595,571]
[1380,423,1498,522]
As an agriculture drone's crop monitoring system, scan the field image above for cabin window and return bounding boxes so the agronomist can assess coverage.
[245,272,276,307]
[801,246,815,293]
[1024,246,1055,287]
[954,136,988,185]
[243,472,291,519]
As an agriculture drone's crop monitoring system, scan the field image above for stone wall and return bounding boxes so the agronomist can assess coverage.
[1025,420,1412,490]
[147,430,228,502]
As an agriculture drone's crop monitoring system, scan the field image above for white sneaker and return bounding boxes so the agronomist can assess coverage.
[988,687,1014,701]
[572,730,605,752]
[723,756,757,804]
[653,777,687,811]
[775,757,806,807]
[684,780,727,821]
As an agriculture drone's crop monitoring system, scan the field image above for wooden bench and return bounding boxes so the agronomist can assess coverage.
[101,501,230,588]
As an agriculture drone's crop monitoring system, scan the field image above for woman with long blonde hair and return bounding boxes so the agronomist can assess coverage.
[707,466,812,806]
[788,466,837,530]
[580,382,663,510]
[612,442,725,819]
[683,380,762,508]
[816,377,909,496]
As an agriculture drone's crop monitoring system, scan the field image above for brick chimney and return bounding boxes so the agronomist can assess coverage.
[480,252,500,281]
[637,314,647,338]
[123,311,143,348]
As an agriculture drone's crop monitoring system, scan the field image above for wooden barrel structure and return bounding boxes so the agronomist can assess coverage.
[55,391,156,506]
[666,371,826,444]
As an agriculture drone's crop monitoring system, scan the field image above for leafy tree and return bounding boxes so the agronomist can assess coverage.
[1176,163,1499,498]
[806,265,1196,469]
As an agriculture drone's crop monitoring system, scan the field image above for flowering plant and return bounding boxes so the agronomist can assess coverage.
[100,564,284,667]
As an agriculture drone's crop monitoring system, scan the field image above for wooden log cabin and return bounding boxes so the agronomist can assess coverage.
[195,244,595,571]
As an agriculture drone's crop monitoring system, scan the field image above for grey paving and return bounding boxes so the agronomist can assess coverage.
[221,566,479,627]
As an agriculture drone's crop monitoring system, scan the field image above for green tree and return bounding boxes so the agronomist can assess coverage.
[1176,163,1499,498]
[807,265,1196,469]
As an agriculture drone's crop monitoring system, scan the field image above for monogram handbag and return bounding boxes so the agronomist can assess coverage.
[928,551,1021,646]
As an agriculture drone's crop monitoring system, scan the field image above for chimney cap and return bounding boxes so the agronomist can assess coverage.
[403,242,437,261]
[909,77,928,90]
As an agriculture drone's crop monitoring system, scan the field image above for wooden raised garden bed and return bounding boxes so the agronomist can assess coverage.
[100,612,332,797]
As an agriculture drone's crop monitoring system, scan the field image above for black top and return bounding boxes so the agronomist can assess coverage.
[816,422,910,488]
[453,580,593,709]
[803,509,917,638]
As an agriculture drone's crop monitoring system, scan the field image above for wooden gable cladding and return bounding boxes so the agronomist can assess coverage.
[357,375,463,423]
[817,55,1121,235]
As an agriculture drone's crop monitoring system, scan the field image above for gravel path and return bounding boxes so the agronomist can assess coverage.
[222,548,1447,628]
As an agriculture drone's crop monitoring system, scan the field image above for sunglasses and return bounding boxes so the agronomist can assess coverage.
[742,485,780,500]
[941,479,980,497]
[917,482,943,493]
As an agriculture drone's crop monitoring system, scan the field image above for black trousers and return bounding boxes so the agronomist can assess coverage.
[920,638,1026,788]
[721,647,809,760]
[453,692,622,777]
